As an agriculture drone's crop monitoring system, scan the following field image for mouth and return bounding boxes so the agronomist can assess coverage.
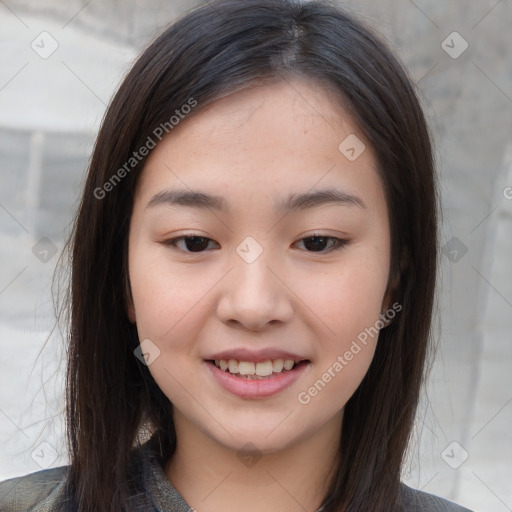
[205,357,311,399]
[207,358,309,379]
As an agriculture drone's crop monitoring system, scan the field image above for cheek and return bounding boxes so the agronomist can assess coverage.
[129,255,210,399]
[294,262,385,413]
[128,243,209,342]
[296,254,389,341]
[293,250,388,403]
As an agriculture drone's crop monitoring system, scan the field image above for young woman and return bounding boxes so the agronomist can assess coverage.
[0,1,474,511]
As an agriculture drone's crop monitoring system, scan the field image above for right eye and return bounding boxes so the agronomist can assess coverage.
[162,235,219,253]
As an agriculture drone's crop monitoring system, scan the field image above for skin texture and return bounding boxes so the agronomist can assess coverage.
[127,78,393,512]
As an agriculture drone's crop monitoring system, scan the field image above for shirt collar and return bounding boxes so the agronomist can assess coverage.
[131,440,192,512]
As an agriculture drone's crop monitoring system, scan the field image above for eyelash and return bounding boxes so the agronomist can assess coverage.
[162,233,349,254]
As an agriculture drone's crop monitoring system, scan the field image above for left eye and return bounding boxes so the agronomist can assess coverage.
[162,235,348,254]
[294,236,348,253]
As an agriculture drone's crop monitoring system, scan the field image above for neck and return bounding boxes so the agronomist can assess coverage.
[165,411,342,512]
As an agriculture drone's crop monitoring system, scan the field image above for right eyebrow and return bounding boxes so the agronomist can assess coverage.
[145,189,228,212]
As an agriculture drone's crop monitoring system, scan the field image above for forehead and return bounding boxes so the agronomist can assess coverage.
[134,78,386,216]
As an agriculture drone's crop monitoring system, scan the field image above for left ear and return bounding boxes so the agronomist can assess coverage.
[124,272,137,324]
[127,301,136,324]
[380,246,408,317]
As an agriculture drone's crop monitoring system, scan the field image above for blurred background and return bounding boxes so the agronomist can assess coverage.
[0,1,511,511]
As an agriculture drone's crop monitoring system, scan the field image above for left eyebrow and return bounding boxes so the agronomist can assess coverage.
[145,187,367,214]
[276,188,366,213]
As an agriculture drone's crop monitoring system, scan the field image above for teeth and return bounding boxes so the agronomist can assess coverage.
[283,359,294,370]
[272,359,284,372]
[238,361,255,375]
[213,358,299,376]
[256,361,273,376]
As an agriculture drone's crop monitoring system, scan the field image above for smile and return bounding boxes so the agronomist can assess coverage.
[206,359,310,398]
[212,358,299,378]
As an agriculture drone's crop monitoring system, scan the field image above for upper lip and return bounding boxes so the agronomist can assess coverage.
[206,348,309,363]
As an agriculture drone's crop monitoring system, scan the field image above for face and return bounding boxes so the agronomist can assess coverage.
[127,78,393,455]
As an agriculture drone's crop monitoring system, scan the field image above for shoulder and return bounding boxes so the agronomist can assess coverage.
[399,483,475,512]
[0,443,155,511]
[0,465,69,512]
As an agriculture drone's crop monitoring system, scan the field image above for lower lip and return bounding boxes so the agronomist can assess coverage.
[205,360,310,399]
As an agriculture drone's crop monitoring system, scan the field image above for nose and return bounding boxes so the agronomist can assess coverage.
[216,248,294,331]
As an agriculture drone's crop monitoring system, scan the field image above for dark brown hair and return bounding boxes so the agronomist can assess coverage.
[60,0,438,510]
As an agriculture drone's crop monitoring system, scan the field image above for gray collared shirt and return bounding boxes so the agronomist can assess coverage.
[0,441,474,511]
